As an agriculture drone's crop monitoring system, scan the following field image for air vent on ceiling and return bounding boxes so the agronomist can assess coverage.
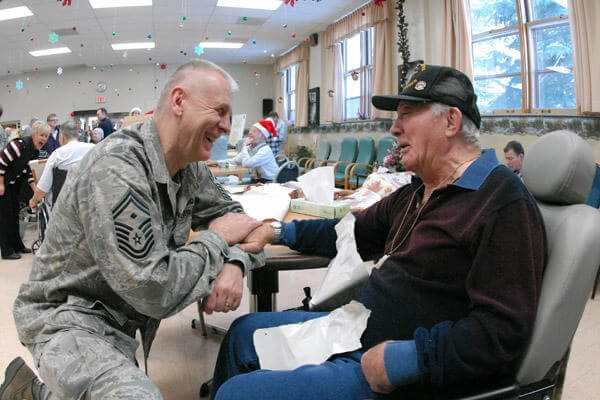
[235,17,266,26]
[53,28,80,36]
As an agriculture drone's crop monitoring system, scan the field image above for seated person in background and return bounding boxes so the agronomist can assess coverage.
[130,106,142,116]
[91,127,104,144]
[21,117,40,138]
[504,140,525,178]
[210,64,547,400]
[230,119,279,183]
[29,120,95,209]
[264,116,280,157]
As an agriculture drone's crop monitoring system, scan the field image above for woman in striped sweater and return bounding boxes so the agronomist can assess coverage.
[0,121,49,259]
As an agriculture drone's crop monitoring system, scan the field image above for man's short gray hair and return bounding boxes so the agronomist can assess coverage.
[429,102,481,147]
[157,59,238,110]
[60,120,80,140]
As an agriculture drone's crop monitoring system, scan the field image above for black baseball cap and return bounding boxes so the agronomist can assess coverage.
[372,64,481,128]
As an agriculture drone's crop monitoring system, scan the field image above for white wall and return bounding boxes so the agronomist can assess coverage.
[0,62,274,127]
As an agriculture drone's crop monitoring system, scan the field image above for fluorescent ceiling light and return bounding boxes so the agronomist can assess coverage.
[0,6,33,22]
[112,42,155,50]
[216,0,282,11]
[89,0,152,8]
[200,42,244,49]
[29,47,72,57]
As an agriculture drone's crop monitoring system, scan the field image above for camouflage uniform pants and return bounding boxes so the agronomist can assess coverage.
[29,329,162,400]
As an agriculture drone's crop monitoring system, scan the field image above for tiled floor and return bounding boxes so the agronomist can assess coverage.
[1,222,599,399]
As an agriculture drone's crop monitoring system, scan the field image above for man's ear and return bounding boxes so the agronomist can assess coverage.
[170,87,185,117]
[444,107,463,138]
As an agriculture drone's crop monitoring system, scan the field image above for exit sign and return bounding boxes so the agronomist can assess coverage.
[96,96,105,103]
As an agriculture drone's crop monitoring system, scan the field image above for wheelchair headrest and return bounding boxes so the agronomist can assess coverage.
[522,130,596,205]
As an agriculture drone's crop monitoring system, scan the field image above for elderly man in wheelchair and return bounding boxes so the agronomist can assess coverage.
[209,64,600,400]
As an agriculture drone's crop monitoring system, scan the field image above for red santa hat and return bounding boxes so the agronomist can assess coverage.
[253,118,277,139]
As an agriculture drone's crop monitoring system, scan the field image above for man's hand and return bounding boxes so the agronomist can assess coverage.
[208,212,262,245]
[238,222,274,253]
[361,341,395,394]
[0,182,4,197]
[201,263,243,314]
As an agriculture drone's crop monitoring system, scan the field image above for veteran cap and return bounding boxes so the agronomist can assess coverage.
[372,64,481,128]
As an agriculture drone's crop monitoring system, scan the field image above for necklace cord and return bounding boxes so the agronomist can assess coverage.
[384,153,480,255]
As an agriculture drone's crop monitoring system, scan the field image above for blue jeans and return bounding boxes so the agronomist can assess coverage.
[211,311,377,400]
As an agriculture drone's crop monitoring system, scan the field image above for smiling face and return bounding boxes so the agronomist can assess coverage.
[178,70,232,162]
[31,127,49,150]
[390,102,447,174]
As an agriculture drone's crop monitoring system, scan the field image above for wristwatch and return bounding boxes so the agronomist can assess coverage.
[270,221,282,243]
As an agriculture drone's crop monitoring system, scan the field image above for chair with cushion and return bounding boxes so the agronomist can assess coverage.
[275,154,289,167]
[319,137,358,188]
[375,136,397,168]
[298,139,330,172]
[344,136,376,189]
[310,137,342,171]
[51,167,68,208]
[275,160,300,183]
[425,129,600,399]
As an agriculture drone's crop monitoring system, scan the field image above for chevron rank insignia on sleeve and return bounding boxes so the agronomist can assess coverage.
[112,190,155,259]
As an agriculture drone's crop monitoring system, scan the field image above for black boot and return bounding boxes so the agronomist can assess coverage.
[0,357,38,400]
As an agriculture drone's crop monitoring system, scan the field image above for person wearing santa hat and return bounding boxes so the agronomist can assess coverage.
[231,119,279,183]
[264,117,280,157]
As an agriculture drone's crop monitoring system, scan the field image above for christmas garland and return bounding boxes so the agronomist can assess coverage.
[396,0,411,87]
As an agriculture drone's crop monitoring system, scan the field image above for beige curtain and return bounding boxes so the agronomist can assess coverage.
[568,0,600,113]
[295,59,309,127]
[441,0,473,78]
[274,43,310,127]
[371,0,395,119]
[274,70,285,121]
[325,2,389,46]
[325,2,392,120]
[321,34,344,124]
[332,43,344,123]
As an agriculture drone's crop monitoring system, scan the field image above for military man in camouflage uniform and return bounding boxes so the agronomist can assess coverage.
[0,59,265,400]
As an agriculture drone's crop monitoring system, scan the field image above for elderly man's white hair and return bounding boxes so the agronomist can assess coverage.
[92,127,104,141]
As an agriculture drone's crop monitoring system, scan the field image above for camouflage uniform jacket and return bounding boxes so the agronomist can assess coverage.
[13,120,264,360]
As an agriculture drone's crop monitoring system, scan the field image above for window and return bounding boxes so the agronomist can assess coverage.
[342,28,373,120]
[470,0,574,113]
[283,64,297,124]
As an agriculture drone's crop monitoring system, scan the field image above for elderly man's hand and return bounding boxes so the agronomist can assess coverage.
[361,341,395,394]
[208,212,262,245]
[239,222,275,253]
[201,263,243,314]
